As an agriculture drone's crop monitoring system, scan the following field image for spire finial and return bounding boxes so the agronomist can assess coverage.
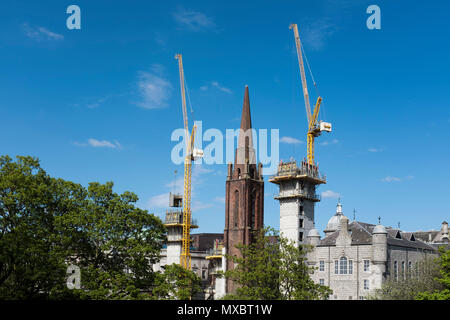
[336,199,343,215]
[378,216,381,224]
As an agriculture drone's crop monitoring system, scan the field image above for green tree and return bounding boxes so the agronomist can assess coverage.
[0,155,77,299]
[221,228,332,300]
[368,255,443,300]
[61,181,167,299]
[0,155,167,300]
[152,264,202,300]
[415,247,450,300]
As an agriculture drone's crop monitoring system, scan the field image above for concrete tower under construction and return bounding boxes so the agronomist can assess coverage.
[164,192,198,265]
[269,160,325,246]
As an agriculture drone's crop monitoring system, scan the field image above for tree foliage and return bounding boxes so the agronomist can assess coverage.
[221,227,332,300]
[152,264,202,300]
[0,155,199,300]
[415,247,450,300]
[369,256,442,300]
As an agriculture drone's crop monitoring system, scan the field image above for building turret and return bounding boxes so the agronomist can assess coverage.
[307,228,321,246]
[371,223,387,287]
[372,224,387,263]
[306,228,321,265]
[441,221,449,243]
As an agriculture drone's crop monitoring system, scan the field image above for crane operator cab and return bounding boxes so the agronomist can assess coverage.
[319,121,332,132]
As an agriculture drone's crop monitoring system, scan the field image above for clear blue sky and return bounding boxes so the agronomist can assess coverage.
[1,0,449,236]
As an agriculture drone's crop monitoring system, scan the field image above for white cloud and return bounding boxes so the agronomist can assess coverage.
[211,81,232,94]
[192,201,213,211]
[321,190,340,199]
[85,93,126,109]
[368,148,383,153]
[193,165,214,177]
[382,176,401,182]
[165,176,184,193]
[136,71,172,109]
[74,139,121,149]
[381,175,414,182]
[201,81,232,94]
[301,21,337,51]
[88,138,121,149]
[173,7,216,31]
[153,165,214,208]
[320,139,339,146]
[23,23,64,41]
[147,193,169,208]
[151,63,166,76]
[280,136,303,144]
[214,196,225,204]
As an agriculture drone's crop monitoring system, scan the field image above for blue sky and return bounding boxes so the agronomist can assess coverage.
[1,0,449,236]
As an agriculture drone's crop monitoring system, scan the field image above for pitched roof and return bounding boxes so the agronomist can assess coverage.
[318,221,436,251]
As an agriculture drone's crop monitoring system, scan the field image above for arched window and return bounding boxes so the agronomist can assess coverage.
[339,257,348,274]
[250,189,256,228]
[234,190,239,227]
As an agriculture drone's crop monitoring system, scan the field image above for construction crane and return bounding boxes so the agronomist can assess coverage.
[289,23,332,165]
[175,53,203,270]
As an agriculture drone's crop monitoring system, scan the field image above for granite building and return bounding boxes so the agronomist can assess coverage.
[306,201,446,300]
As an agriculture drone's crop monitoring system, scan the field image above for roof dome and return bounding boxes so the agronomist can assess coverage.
[325,200,344,232]
[307,228,320,238]
[373,224,387,234]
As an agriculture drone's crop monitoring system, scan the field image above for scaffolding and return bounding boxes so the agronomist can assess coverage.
[269,160,326,185]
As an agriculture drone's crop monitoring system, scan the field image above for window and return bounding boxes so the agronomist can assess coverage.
[364,280,369,290]
[299,218,304,228]
[364,260,370,272]
[359,296,365,300]
[349,260,353,274]
[250,189,256,228]
[335,261,338,274]
[299,232,303,242]
[408,261,412,278]
[319,260,325,272]
[401,261,405,279]
[339,257,348,274]
[233,190,239,227]
[299,205,304,215]
[394,261,398,280]
[348,296,352,300]
[319,279,324,285]
[202,269,207,279]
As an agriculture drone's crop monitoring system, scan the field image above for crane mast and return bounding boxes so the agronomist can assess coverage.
[289,23,331,165]
[290,23,312,123]
[175,54,198,270]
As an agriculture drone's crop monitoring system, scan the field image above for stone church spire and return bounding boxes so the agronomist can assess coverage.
[235,86,256,172]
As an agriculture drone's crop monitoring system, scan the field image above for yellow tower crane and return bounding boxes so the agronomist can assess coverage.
[175,53,203,270]
[289,23,332,165]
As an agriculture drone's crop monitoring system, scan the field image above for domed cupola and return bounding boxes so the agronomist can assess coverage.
[324,200,344,236]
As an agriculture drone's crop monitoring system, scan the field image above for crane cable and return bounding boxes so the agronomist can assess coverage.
[300,40,327,123]
[184,76,195,127]
[300,40,319,97]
